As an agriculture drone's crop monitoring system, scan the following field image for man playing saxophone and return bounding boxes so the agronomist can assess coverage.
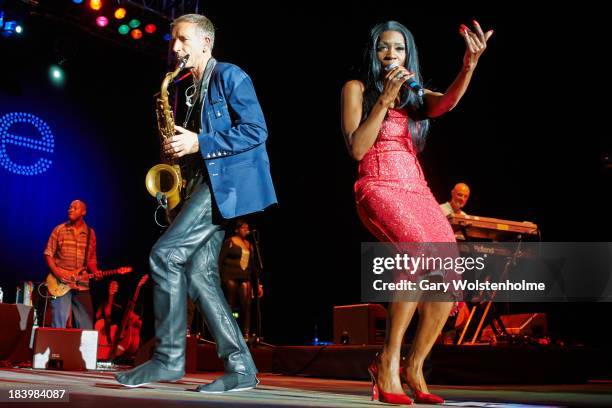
[115,14,277,392]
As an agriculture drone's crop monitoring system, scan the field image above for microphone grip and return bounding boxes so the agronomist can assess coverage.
[403,78,425,97]
[386,63,425,97]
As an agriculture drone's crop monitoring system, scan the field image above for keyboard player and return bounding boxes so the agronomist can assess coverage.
[440,182,470,218]
[440,182,471,240]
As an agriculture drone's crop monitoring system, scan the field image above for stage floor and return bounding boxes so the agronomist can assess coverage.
[1,368,611,407]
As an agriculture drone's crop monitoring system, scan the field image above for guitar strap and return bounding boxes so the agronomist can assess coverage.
[77,227,92,290]
[83,226,91,268]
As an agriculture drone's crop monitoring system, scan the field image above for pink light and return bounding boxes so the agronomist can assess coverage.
[96,16,109,27]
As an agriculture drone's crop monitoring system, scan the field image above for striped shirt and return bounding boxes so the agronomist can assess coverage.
[44,222,97,287]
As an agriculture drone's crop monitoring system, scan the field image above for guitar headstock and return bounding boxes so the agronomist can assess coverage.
[118,266,133,275]
[109,281,119,296]
[137,274,149,288]
[132,274,149,301]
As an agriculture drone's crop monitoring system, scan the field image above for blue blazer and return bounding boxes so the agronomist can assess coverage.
[197,62,277,219]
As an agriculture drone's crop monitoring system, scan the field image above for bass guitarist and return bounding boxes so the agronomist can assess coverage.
[44,199,130,328]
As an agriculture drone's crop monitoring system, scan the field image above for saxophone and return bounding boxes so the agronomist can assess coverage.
[145,54,189,212]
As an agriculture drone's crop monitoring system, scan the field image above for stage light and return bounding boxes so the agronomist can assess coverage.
[1,20,21,38]
[114,8,126,19]
[144,23,156,34]
[3,21,16,31]
[163,33,171,41]
[49,65,65,86]
[72,0,83,4]
[95,16,108,27]
[130,29,142,40]
[118,24,129,35]
[95,16,109,27]
[128,19,140,28]
[89,0,102,11]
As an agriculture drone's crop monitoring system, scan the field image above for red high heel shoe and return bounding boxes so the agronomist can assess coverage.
[402,363,444,404]
[367,358,413,405]
[411,389,445,404]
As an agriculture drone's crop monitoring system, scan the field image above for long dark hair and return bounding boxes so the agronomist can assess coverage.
[361,21,430,152]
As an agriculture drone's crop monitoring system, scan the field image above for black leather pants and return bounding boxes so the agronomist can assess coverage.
[149,180,256,375]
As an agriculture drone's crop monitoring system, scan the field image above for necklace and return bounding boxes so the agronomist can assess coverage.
[186,71,205,108]
[185,81,198,108]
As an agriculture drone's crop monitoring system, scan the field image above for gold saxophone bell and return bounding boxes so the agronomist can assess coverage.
[145,163,182,210]
[145,54,190,214]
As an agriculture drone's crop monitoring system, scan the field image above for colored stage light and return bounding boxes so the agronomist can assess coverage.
[130,29,142,40]
[128,19,140,28]
[144,24,156,34]
[3,21,16,32]
[72,0,83,4]
[114,8,126,19]
[95,16,109,27]
[162,33,171,41]
[49,65,65,86]
[2,20,22,37]
[89,0,103,11]
[118,24,129,35]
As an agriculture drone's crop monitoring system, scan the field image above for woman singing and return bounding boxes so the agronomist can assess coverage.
[341,20,493,404]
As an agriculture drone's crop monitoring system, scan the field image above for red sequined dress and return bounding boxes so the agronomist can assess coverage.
[355,107,456,245]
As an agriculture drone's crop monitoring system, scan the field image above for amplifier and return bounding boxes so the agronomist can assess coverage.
[333,303,386,345]
[32,328,98,370]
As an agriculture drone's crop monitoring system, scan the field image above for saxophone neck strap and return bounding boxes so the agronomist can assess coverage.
[183,58,217,128]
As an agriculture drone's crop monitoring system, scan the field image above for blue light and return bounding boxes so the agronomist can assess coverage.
[72,0,84,4]
[0,112,55,176]
[163,33,171,41]
[2,19,24,38]
[3,20,16,32]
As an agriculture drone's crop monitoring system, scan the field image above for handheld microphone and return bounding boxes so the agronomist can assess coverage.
[385,62,425,97]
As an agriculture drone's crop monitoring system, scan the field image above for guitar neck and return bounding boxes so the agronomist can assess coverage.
[119,301,137,329]
[86,268,119,279]
[119,282,146,330]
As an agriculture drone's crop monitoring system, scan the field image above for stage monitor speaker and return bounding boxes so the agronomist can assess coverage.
[32,328,98,370]
[0,303,34,363]
[333,303,386,345]
[482,313,548,341]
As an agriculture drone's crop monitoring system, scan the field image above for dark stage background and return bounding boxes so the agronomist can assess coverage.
[0,2,610,347]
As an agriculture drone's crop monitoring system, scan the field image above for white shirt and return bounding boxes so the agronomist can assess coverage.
[440,202,467,218]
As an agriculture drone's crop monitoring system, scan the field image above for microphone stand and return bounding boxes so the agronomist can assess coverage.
[249,229,274,349]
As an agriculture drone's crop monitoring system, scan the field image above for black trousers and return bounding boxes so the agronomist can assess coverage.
[149,180,256,374]
[222,277,253,337]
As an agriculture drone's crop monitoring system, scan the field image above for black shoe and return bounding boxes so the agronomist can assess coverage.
[115,359,184,388]
[196,373,259,393]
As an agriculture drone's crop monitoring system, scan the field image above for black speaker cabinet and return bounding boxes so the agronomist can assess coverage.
[0,303,34,363]
[333,303,387,345]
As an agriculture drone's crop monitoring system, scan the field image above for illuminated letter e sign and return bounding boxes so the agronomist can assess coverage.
[0,112,54,176]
